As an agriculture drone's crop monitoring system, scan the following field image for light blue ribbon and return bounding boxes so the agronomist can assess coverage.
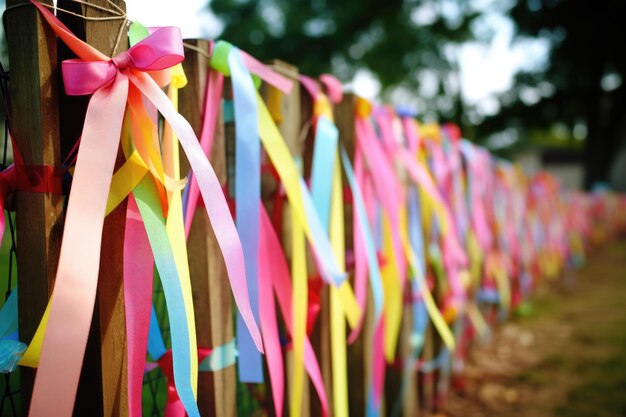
[134,176,199,417]
[147,306,167,361]
[0,290,25,373]
[229,47,263,383]
[310,116,338,229]
[408,188,426,280]
[366,383,379,417]
[288,120,348,286]
[128,27,199,416]
[310,117,339,227]
[0,289,18,339]
[340,147,384,319]
[300,176,348,286]
[198,339,238,372]
[0,339,26,373]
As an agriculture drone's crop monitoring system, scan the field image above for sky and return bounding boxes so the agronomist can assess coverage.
[127,0,549,111]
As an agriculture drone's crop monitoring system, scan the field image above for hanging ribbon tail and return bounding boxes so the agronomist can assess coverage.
[124,196,155,417]
[341,148,384,335]
[133,174,200,417]
[184,70,224,236]
[259,218,284,417]
[130,70,263,352]
[255,92,347,288]
[229,47,264,383]
[28,74,129,417]
[260,206,329,417]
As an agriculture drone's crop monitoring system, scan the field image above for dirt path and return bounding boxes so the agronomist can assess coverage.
[442,239,626,417]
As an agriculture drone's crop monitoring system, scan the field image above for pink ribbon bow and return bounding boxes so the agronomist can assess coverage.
[61,26,184,96]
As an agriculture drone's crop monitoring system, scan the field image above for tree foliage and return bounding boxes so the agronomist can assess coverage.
[481,0,626,187]
[210,0,479,111]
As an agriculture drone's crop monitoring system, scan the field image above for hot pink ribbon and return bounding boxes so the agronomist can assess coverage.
[259,206,329,417]
[61,27,183,95]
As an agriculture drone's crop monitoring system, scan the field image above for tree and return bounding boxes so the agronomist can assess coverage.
[209,0,481,121]
[480,0,626,188]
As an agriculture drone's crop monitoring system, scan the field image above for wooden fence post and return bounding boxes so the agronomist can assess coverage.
[5,1,64,413]
[54,1,130,415]
[178,39,236,417]
[400,303,419,417]
[7,0,129,414]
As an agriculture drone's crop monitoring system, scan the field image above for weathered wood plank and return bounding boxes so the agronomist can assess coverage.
[5,1,64,413]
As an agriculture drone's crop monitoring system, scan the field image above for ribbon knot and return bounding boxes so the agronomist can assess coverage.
[112,51,133,70]
[61,26,185,96]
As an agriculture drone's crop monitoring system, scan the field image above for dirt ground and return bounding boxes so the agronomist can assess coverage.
[440,238,626,417]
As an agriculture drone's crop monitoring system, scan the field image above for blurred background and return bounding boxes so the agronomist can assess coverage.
[3,0,625,191]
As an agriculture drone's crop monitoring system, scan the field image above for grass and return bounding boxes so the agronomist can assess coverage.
[545,239,626,417]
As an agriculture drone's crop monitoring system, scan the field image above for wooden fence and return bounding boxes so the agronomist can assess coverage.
[1,1,624,417]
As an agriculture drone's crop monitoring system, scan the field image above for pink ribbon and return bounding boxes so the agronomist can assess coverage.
[259,206,329,417]
[61,27,183,95]
[347,152,376,344]
[124,196,155,417]
[183,69,224,237]
[319,74,343,104]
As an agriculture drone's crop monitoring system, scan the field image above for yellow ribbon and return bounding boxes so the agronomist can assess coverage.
[290,208,308,417]
[330,152,349,417]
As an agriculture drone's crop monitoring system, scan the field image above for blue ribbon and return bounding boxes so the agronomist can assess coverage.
[310,117,338,227]
[408,188,426,280]
[310,116,338,229]
[229,47,263,383]
[0,289,18,339]
[340,147,384,319]
[127,28,198,415]
[147,306,167,361]
[0,290,24,373]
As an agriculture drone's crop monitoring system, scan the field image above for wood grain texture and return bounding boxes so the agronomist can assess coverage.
[400,301,418,417]
[179,39,236,417]
[5,1,64,413]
